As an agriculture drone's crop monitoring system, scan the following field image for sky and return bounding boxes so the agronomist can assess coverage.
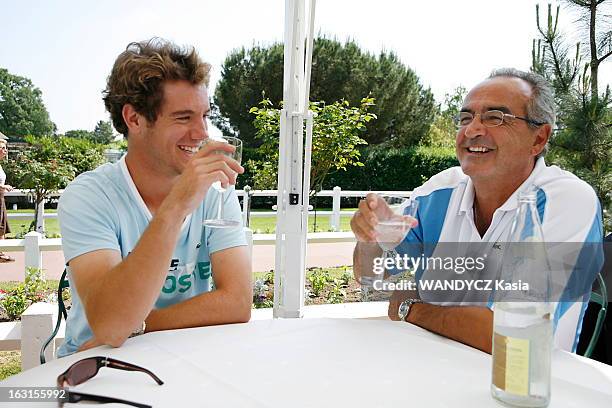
[1,0,610,135]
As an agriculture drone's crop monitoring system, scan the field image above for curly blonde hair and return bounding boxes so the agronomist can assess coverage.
[103,38,211,137]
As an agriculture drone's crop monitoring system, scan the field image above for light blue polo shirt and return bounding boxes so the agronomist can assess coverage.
[56,156,246,357]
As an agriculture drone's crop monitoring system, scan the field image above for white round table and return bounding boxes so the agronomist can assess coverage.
[1,318,611,407]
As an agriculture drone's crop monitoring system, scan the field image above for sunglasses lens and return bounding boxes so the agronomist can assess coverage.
[66,359,98,386]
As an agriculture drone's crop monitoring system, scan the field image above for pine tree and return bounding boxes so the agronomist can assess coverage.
[531,1,611,231]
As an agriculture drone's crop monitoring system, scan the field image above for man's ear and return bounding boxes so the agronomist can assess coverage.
[532,123,552,157]
[122,104,144,136]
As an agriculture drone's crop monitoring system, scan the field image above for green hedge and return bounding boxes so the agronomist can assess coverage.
[239,145,458,209]
[323,145,458,190]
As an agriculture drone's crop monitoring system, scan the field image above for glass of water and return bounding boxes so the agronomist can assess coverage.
[202,136,243,229]
[361,195,418,300]
[375,195,418,264]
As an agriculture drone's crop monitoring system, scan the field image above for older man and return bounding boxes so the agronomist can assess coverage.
[351,68,603,353]
[57,38,252,357]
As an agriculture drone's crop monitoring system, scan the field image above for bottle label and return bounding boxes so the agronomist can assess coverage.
[493,333,530,396]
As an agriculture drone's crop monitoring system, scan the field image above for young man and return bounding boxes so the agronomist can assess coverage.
[351,68,603,353]
[57,39,252,357]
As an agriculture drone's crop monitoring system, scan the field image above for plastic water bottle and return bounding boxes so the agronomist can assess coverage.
[491,188,553,407]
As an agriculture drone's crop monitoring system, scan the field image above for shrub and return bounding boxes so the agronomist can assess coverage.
[0,268,47,320]
[243,145,457,209]
[252,278,273,309]
[323,145,458,191]
[248,97,374,193]
[1,287,28,321]
[326,279,346,304]
[307,269,330,297]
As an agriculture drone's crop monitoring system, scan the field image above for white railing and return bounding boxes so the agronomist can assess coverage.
[2,187,414,280]
[7,187,412,233]
[2,186,414,278]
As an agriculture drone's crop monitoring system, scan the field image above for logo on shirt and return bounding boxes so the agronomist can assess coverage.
[162,260,211,294]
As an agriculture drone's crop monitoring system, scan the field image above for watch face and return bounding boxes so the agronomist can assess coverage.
[398,301,409,321]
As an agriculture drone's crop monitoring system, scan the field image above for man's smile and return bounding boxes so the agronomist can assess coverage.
[464,145,496,155]
[178,145,199,154]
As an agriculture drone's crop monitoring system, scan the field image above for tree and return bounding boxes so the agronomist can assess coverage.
[64,129,94,139]
[248,96,375,230]
[5,149,75,234]
[65,120,116,144]
[559,0,611,100]
[247,97,375,192]
[421,86,467,149]
[212,44,284,146]
[22,135,106,176]
[92,120,115,144]
[0,68,56,137]
[531,1,611,231]
[4,136,106,233]
[213,38,436,148]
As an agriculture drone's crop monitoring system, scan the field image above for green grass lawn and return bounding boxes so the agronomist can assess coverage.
[6,210,60,238]
[5,209,355,237]
[249,212,352,233]
[0,279,60,293]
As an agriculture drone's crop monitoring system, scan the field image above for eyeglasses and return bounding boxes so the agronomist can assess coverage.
[454,110,546,128]
[56,356,163,407]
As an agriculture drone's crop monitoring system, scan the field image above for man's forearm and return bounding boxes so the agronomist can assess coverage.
[145,286,252,332]
[146,245,252,332]
[407,303,493,353]
[80,202,187,346]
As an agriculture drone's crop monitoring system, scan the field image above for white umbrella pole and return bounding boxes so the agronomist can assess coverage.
[273,0,316,318]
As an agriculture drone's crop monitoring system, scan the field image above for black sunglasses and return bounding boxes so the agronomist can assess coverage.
[56,356,163,407]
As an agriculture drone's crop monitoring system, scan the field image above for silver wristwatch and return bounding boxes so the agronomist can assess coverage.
[398,299,422,321]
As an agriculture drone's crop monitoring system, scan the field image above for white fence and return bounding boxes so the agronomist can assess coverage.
[6,187,412,233]
[2,186,413,278]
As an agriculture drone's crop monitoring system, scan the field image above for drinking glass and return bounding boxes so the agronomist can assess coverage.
[375,195,418,263]
[361,195,418,300]
[202,136,243,228]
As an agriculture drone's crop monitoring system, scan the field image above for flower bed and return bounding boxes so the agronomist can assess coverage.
[0,268,66,322]
[253,266,389,308]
